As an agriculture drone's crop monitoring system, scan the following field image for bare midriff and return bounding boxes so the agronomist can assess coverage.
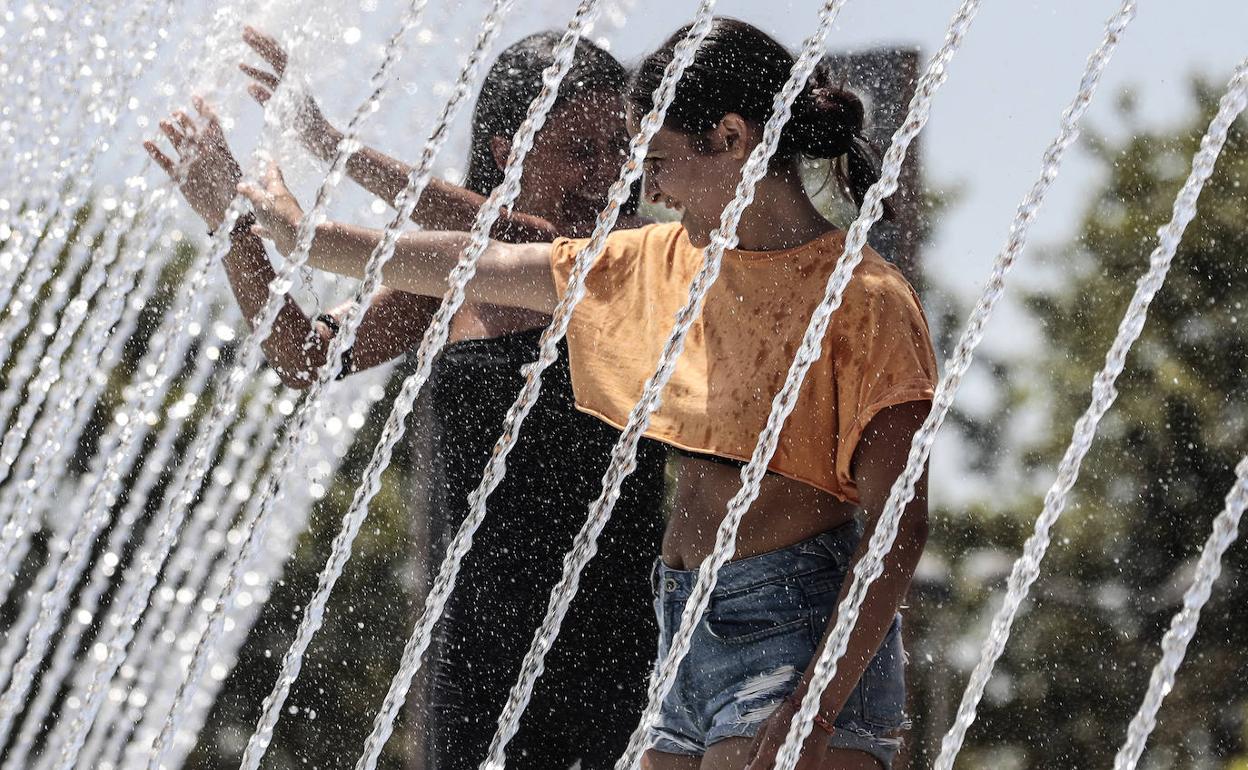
[662,454,858,570]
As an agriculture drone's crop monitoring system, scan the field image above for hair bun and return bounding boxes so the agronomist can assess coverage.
[782,70,864,160]
[807,85,865,132]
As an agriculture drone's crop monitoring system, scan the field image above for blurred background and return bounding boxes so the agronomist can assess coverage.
[2,0,1246,768]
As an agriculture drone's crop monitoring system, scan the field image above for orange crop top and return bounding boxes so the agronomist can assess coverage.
[549,222,937,503]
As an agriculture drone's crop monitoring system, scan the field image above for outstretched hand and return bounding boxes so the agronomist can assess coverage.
[240,25,342,161]
[237,162,304,256]
[144,97,243,231]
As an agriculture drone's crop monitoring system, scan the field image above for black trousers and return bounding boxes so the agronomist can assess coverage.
[424,330,666,769]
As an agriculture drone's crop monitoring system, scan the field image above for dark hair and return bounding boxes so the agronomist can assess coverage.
[464,32,631,202]
[629,18,887,216]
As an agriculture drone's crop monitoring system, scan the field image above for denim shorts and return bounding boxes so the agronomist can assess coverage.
[648,523,909,768]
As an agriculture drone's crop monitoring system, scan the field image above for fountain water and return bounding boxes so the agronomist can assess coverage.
[933,57,1248,770]
[147,0,520,763]
[79,379,283,766]
[0,193,189,747]
[51,7,441,752]
[1112,454,1248,770]
[0,3,305,762]
[112,396,287,766]
[0,0,178,371]
[0,2,1243,768]
[229,4,625,768]
[3,327,222,770]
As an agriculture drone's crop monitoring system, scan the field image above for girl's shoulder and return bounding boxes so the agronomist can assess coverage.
[603,220,688,255]
[841,247,925,316]
[554,221,689,275]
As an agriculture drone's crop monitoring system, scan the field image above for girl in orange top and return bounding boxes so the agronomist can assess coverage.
[240,18,936,770]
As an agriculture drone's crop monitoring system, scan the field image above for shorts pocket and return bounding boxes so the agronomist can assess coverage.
[703,579,810,645]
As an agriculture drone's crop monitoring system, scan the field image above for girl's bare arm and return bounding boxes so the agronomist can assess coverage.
[239,25,560,242]
[805,400,930,715]
[314,223,557,313]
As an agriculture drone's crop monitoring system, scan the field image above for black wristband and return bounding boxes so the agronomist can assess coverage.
[315,314,355,380]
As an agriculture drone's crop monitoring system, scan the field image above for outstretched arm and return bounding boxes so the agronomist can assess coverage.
[144,98,436,388]
[240,25,560,242]
[240,162,559,315]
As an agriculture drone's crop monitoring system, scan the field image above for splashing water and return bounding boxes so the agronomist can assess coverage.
[0,214,174,714]
[0,0,262,582]
[1111,455,1248,770]
[142,1,438,764]
[45,9,347,762]
[933,58,1248,770]
[0,203,172,601]
[1,208,217,763]
[0,196,185,749]
[236,3,608,767]
[1,327,222,770]
[346,2,723,767]
[104,390,286,768]
[0,196,107,564]
[0,3,267,752]
[149,1,520,766]
[165,388,360,769]
[0,0,176,375]
[0,186,171,586]
[0,2,149,285]
[0,533,70,695]
[0,176,165,451]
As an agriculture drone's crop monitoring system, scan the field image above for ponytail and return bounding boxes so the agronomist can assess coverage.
[787,62,890,218]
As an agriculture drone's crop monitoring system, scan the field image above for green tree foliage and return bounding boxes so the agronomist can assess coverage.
[190,360,428,770]
[914,81,1247,769]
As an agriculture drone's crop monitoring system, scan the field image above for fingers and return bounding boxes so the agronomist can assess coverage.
[238,62,280,90]
[262,161,287,189]
[174,109,195,134]
[246,82,273,106]
[192,95,218,123]
[159,118,187,149]
[237,163,287,206]
[143,141,176,176]
[242,25,287,73]
[237,180,267,212]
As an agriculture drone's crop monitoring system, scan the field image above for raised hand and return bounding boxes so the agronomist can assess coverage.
[237,162,304,257]
[144,97,244,231]
[240,25,342,162]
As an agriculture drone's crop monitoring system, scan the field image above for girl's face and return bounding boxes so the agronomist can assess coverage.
[633,110,752,247]
[505,90,630,231]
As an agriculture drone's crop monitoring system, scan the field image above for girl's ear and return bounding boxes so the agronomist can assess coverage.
[490,135,512,172]
[708,113,751,160]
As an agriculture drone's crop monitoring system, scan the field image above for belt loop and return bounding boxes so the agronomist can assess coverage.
[816,523,856,569]
[650,558,661,597]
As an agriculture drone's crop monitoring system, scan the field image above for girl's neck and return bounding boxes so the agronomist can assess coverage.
[730,166,833,252]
